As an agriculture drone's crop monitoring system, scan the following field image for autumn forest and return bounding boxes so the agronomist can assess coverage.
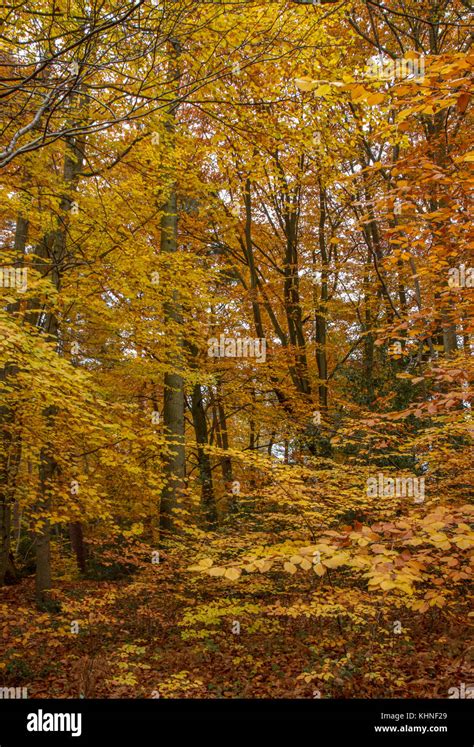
[0,0,473,705]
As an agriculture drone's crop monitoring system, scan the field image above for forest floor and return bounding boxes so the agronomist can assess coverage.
[1,549,470,699]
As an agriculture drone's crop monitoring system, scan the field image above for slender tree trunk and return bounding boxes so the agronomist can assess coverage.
[191,383,217,528]
[243,178,265,340]
[282,199,311,396]
[69,521,87,574]
[211,383,233,488]
[159,39,186,540]
[0,215,28,585]
[362,259,375,405]
[0,492,13,584]
[0,391,18,585]
[315,186,329,413]
[160,188,186,537]
[239,180,289,407]
[35,442,55,602]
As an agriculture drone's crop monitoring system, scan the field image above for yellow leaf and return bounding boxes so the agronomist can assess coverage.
[367,92,385,105]
[187,558,213,571]
[299,545,318,555]
[283,561,298,574]
[224,567,241,581]
[351,85,371,101]
[295,77,317,92]
[314,563,327,577]
[208,566,225,577]
[455,537,472,549]
[314,84,331,97]
[323,553,348,569]
[255,559,273,572]
[289,555,303,565]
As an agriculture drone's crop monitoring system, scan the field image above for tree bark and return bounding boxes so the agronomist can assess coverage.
[191,383,217,528]
[160,188,186,538]
[0,215,28,585]
[69,521,87,574]
[26,130,84,605]
[315,186,329,413]
[159,40,186,540]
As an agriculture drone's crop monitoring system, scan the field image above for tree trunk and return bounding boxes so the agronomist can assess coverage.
[211,383,233,488]
[160,188,186,538]
[26,131,84,605]
[0,215,28,585]
[217,401,233,485]
[159,40,186,540]
[69,521,87,574]
[315,186,329,413]
[191,383,217,528]
[35,444,54,604]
